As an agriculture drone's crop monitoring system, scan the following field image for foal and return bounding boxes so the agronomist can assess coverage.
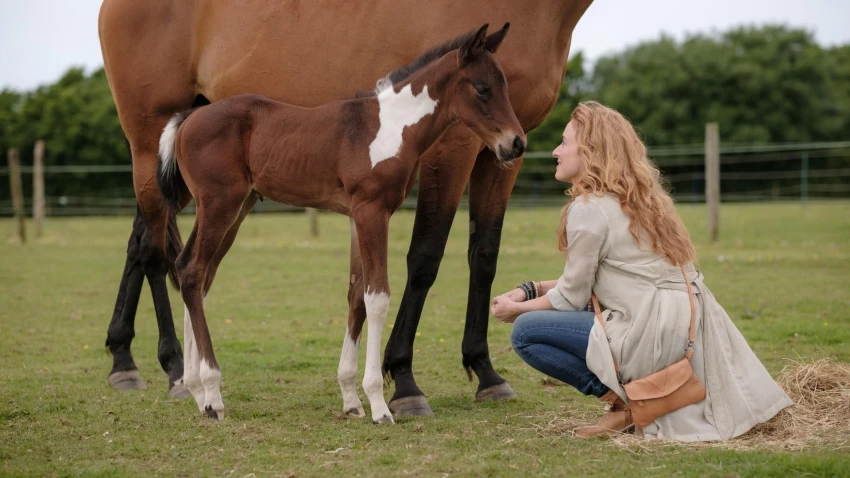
[157,24,525,422]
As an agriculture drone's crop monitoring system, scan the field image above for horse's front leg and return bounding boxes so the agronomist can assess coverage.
[352,204,393,424]
[463,150,523,401]
[382,124,482,416]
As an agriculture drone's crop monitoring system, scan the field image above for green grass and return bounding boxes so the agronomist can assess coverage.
[1,202,849,477]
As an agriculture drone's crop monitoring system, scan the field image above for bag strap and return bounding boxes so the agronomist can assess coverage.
[591,264,696,384]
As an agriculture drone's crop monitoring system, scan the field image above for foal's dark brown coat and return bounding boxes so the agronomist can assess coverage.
[158,25,524,422]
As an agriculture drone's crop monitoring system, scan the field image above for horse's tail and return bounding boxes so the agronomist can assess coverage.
[157,109,196,211]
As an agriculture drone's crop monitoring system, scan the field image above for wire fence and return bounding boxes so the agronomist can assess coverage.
[517,141,850,207]
[1,141,849,216]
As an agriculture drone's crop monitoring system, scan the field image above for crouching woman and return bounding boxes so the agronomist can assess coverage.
[491,102,792,440]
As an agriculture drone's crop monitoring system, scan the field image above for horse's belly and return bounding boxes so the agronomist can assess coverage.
[194,1,565,116]
[255,172,350,216]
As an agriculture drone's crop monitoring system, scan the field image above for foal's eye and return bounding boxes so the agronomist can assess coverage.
[474,85,490,96]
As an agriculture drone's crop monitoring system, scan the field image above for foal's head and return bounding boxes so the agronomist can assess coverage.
[448,23,526,161]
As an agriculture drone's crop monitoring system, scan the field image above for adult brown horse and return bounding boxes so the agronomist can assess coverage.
[98,0,594,415]
[157,25,524,421]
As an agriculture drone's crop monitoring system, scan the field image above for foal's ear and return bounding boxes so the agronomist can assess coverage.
[484,22,510,54]
[458,23,489,66]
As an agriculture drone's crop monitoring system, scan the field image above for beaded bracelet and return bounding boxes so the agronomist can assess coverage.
[517,281,538,301]
[517,282,531,301]
[516,282,529,300]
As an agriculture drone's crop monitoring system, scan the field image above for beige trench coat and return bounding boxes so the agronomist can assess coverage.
[546,193,792,441]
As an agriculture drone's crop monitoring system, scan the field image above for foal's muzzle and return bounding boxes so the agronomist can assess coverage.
[497,135,526,161]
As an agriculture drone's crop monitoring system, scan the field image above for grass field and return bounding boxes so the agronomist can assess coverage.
[1,201,849,477]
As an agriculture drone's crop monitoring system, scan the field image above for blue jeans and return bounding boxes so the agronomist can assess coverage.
[510,310,609,397]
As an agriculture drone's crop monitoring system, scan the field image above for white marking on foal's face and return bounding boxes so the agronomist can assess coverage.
[369,84,438,168]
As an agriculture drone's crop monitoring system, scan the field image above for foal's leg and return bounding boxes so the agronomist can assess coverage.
[178,223,209,413]
[176,191,250,419]
[180,193,258,413]
[352,207,393,424]
[338,219,367,418]
[203,193,260,293]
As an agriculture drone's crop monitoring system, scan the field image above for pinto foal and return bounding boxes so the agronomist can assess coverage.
[157,24,525,422]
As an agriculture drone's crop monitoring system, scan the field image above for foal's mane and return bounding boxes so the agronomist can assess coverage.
[354,28,478,98]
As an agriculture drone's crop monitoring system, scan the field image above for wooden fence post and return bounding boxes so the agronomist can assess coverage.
[800,151,809,207]
[7,148,26,243]
[307,207,319,237]
[705,123,720,243]
[33,140,45,237]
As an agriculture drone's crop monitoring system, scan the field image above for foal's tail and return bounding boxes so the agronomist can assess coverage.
[157,109,197,210]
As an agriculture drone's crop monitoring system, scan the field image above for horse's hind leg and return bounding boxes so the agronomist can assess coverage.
[105,207,147,390]
[338,219,367,418]
[130,136,191,398]
[107,143,188,398]
[176,188,251,419]
[179,226,206,412]
[203,192,260,294]
[180,193,256,411]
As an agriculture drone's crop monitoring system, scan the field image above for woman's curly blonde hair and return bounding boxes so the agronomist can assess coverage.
[557,101,696,266]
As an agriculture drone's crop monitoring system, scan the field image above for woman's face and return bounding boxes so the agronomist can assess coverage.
[553,121,581,183]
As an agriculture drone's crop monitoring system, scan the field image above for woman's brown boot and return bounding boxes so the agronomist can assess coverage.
[574,390,634,438]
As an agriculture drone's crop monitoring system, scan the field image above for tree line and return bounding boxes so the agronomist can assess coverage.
[2,25,848,205]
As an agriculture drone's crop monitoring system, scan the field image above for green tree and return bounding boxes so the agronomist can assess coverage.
[1,68,131,203]
[591,25,846,145]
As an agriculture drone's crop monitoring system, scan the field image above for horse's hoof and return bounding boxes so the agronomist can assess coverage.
[204,405,224,420]
[388,395,434,417]
[345,407,366,418]
[475,382,517,402]
[372,414,395,425]
[108,370,147,391]
[168,382,192,399]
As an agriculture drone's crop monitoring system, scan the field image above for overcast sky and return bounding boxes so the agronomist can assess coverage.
[1,0,848,91]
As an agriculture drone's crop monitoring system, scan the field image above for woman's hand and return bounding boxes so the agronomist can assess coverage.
[491,295,523,324]
[496,287,527,303]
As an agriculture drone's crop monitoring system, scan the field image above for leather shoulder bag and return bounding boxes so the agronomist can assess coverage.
[591,265,706,428]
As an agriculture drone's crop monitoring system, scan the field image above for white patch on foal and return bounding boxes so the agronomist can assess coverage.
[182,304,205,412]
[182,296,223,418]
[368,83,438,168]
[199,358,223,419]
[337,327,363,416]
[338,217,365,417]
[363,290,393,423]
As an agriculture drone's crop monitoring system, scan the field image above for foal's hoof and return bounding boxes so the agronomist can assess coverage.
[372,414,395,425]
[204,405,224,420]
[345,407,366,418]
[388,395,434,417]
[108,370,147,391]
[475,382,518,402]
[168,382,192,399]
